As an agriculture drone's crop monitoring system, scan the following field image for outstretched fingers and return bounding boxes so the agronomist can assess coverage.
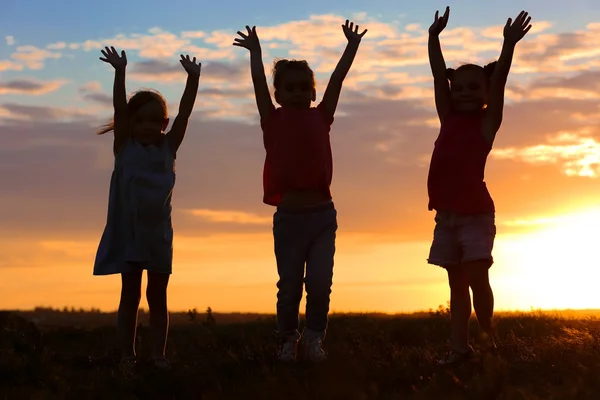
[232,26,258,48]
[522,15,532,31]
[354,24,367,37]
[99,46,126,63]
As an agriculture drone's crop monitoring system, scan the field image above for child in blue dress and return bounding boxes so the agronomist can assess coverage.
[93,46,200,373]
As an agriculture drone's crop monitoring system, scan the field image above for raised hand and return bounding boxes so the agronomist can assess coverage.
[179,54,201,76]
[429,7,450,36]
[233,26,261,53]
[504,11,532,45]
[99,46,127,70]
[342,20,367,43]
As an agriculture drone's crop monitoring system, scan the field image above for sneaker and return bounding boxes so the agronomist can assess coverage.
[152,356,172,371]
[277,339,299,362]
[478,332,498,355]
[303,337,327,363]
[438,346,478,366]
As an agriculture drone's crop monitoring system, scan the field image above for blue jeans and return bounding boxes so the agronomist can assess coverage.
[273,202,338,341]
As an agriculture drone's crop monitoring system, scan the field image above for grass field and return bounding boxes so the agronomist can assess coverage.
[2,307,600,399]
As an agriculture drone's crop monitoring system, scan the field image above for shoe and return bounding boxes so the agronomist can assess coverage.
[277,339,299,362]
[438,346,478,366]
[479,332,498,355]
[152,356,172,370]
[303,337,327,363]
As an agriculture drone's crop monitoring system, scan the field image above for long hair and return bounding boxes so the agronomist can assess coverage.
[96,89,168,135]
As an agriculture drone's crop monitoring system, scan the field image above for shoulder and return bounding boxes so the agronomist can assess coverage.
[260,106,282,131]
[315,103,334,126]
[114,136,133,156]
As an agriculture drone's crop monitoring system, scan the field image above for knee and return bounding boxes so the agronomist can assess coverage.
[277,280,303,301]
[305,277,333,298]
[146,285,167,309]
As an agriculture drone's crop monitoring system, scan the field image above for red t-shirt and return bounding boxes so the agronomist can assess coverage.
[427,109,495,214]
[261,103,334,206]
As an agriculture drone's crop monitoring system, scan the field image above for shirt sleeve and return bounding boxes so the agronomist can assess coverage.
[316,102,335,126]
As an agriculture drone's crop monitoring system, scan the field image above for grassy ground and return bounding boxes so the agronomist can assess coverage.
[1,309,600,399]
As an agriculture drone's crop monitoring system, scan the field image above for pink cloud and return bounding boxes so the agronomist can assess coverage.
[10,45,61,70]
[0,78,67,95]
[0,60,24,72]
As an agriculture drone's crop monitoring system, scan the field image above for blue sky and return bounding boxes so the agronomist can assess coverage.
[2,0,600,312]
[3,1,596,109]
[2,0,598,52]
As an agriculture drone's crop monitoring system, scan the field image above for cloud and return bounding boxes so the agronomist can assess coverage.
[71,27,231,61]
[79,81,102,93]
[2,13,600,244]
[0,60,23,71]
[187,209,272,225]
[493,130,600,177]
[10,45,61,70]
[47,42,67,50]
[81,28,190,58]
[78,81,112,106]
[525,70,600,100]
[82,92,113,106]
[128,59,246,84]
[0,103,97,122]
[181,31,206,39]
[512,22,600,73]
[0,78,67,95]
[5,35,15,46]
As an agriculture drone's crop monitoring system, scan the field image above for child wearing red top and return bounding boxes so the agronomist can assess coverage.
[427,7,532,365]
[234,20,367,363]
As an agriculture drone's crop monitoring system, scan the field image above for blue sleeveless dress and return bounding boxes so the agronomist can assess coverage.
[94,137,175,275]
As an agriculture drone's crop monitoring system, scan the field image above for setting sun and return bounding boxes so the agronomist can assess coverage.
[494,208,600,311]
[1,1,600,316]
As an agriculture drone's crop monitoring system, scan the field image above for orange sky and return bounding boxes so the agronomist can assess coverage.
[2,8,600,313]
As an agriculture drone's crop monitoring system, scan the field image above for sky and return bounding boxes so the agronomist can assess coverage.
[2,0,600,314]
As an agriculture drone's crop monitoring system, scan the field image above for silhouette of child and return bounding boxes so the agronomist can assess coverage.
[233,20,367,362]
[426,8,532,365]
[93,46,201,373]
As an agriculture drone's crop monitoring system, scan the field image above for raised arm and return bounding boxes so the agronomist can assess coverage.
[320,20,367,120]
[428,7,451,122]
[167,54,201,153]
[233,26,274,121]
[99,46,128,152]
[484,11,532,145]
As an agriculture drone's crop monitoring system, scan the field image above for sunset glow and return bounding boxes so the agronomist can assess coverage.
[2,0,600,314]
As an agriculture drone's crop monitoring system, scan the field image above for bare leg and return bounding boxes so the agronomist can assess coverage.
[147,271,170,359]
[446,265,472,353]
[118,269,143,358]
[467,260,495,339]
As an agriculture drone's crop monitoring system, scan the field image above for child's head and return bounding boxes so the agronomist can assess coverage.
[272,59,316,109]
[98,89,169,144]
[447,62,497,112]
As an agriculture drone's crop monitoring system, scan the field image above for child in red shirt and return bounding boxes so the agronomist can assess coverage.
[427,7,532,365]
[233,20,367,363]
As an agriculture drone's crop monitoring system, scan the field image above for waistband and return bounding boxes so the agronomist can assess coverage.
[276,201,335,214]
